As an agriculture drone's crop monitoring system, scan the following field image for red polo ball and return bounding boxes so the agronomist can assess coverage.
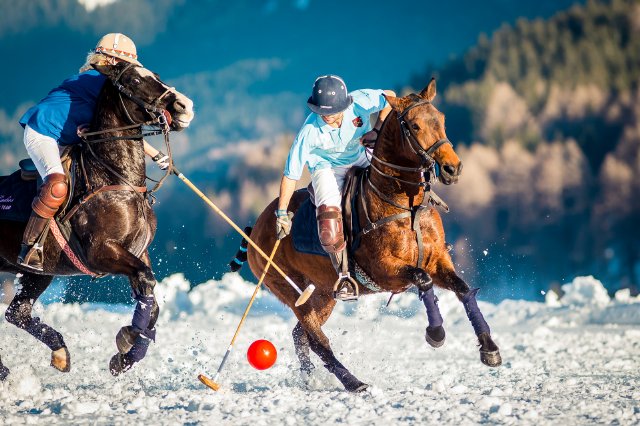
[247,339,277,370]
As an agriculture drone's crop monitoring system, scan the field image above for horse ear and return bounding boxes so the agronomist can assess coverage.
[419,78,436,102]
[384,94,412,111]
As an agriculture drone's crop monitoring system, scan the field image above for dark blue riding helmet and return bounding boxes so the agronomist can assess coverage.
[307,75,353,115]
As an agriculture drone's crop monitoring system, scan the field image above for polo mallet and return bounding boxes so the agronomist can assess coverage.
[198,239,281,391]
[172,167,314,306]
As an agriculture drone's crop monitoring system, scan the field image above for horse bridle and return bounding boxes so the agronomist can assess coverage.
[367,99,453,191]
[355,98,452,272]
[112,63,174,129]
[76,63,177,212]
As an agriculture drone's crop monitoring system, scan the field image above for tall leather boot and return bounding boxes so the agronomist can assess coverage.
[17,173,68,272]
[17,212,49,271]
[317,205,357,300]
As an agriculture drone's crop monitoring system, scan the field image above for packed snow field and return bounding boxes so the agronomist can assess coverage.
[1,274,639,425]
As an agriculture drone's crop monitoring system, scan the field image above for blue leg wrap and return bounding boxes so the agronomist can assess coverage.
[132,295,155,334]
[128,334,152,363]
[462,288,491,336]
[419,288,443,328]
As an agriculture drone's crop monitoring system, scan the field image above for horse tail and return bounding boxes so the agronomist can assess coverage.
[229,226,252,272]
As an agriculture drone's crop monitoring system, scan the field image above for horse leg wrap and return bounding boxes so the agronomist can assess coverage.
[419,287,443,328]
[30,319,66,351]
[462,288,491,336]
[324,362,368,392]
[132,294,156,333]
[127,334,153,363]
[0,357,9,381]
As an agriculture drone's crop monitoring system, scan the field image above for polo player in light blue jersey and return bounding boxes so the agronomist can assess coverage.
[276,75,395,282]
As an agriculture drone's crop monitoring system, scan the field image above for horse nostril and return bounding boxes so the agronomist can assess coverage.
[173,100,187,112]
[443,165,456,176]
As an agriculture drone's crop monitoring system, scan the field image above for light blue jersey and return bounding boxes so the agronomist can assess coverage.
[284,89,388,180]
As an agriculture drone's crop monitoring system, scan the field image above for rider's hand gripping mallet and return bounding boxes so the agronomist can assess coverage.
[171,167,314,306]
[198,239,282,391]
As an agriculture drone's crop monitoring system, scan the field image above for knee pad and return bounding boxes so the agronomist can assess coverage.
[32,173,68,218]
[316,205,346,253]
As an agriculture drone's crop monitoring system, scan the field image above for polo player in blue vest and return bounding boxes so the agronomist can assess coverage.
[17,33,170,271]
[275,75,395,286]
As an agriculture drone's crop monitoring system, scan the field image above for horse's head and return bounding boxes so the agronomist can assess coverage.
[384,79,462,185]
[94,62,194,131]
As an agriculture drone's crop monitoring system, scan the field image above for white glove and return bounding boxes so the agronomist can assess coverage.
[275,209,294,240]
[152,152,170,170]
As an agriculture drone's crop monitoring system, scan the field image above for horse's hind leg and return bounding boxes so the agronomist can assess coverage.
[435,267,501,367]
[4,272,71,372]
[294,294,368,392]
[292,322,314,375]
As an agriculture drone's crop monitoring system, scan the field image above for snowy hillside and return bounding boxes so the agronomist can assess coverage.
[1,274,639,424]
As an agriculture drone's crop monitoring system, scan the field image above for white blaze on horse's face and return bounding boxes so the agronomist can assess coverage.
[136,67,195,129]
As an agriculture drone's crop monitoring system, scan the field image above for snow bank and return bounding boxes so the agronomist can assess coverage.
[155,273,640,327]
[1,274,639,425]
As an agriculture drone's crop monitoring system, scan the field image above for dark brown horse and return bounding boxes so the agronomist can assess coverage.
[243,79,501,392]
[0,62,194,381]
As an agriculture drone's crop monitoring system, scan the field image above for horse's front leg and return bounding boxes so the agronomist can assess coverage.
[4,272,71,373]
[88,243,159,375]
[403,266,445,348]
[433,265,501,367]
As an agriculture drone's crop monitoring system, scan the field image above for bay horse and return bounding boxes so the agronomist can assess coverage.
[243,79,501,392]
[0,62,194,381]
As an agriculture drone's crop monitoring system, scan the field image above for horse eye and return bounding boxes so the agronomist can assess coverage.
[132,78,141,85]
[412,123,420,131]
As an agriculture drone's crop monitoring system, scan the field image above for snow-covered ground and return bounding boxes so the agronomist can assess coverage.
[1,274,639,425]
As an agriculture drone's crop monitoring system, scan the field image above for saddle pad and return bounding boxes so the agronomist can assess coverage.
[291,196,328,257]
[0,170,37,223]
[291,190,363,258]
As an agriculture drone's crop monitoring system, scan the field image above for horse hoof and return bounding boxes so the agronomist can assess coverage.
[51,347,71,372]
[109,353,134,376]
[350,382,370,393]
[0,364,9,381]
[425,326,446,348]
[116,326,137,354]
[480,349,502,367]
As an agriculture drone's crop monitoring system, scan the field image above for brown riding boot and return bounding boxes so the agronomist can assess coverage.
[17,173,68,272]
[17,212,49,271]
[316,205,346,254]
[317,205,357,300]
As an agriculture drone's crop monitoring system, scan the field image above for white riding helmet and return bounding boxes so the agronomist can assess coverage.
[94,33,142,66]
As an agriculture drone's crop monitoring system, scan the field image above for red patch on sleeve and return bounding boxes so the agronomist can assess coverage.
[352,117,363,127]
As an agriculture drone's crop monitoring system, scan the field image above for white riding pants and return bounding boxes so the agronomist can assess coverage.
[310,153,369,208]
[23,125,64,177]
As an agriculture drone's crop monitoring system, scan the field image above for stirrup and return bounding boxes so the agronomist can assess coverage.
[17,243,44,271]
[333,272,359,302]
